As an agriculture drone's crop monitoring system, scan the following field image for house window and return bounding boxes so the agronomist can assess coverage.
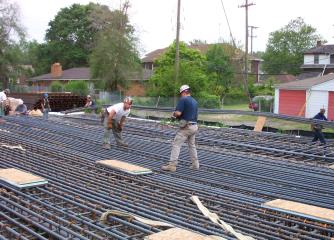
[314,55,319,64]
[331,54,334,64]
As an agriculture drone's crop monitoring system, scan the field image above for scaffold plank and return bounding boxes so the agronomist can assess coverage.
[263,199,334,224]
[0,168,48,189]
[96,160,152,175]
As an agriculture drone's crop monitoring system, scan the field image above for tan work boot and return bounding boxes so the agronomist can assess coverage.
[161,164,176,172]
[190,162,199,170]
[102,143,111,150]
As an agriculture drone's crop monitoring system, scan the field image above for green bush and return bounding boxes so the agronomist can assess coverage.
[50,81,63,92]
[64,81,88,95]
[224,88,248,105]
[197,92,221,109]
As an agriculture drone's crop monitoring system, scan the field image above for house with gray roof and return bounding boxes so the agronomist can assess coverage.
[299,41,334,80]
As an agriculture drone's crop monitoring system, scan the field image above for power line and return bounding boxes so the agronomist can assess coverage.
[219,0,236,47]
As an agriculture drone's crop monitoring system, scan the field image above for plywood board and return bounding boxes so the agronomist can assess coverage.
[254,116,266,132]
[145,228,214,240]
[0,168,48,189]
[96,160,152,175]
[263,199,334,224]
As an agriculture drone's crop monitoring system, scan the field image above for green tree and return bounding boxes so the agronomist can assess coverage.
[89,2,140,91]
[45,3,112,70]
[148,41,209,97]
[206,44,234,104]
[262,17,323,75]
[0,0,25,88]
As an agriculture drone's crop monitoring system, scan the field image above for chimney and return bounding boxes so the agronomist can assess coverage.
[51,63,62,78]
[316,40,322,47]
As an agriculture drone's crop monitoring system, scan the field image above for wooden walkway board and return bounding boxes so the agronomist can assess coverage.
[96,160,152,175]
[144,228,217,240]
[263,199,334,224]
[254,116,266,132]
[0,168,48,189]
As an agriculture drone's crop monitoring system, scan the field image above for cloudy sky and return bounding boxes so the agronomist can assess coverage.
[15,0,334,56]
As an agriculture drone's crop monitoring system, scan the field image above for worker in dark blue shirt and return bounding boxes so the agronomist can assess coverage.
[161,84,199,172]
[311,108,328,145]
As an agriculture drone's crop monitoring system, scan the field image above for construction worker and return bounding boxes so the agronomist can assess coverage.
[311,108,328,145]
[41,93,51,120]
[102,97,133,149]
[84,95,96,107]
[0,89,10,117]
[161,85,199,172]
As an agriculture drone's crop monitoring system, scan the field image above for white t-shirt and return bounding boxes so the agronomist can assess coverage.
[106,102,130,122]
[0,91,7,102]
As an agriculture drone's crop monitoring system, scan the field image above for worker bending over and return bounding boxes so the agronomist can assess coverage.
[102,97,133,149]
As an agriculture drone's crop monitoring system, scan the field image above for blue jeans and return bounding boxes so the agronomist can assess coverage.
[43,110,49,120]
[312,129,326,144]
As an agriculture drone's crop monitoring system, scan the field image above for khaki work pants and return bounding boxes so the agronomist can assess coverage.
[103,118,126,145]
[169,124,198,166]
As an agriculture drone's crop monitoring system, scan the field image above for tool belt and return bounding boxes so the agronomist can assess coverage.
[179,119,197,128]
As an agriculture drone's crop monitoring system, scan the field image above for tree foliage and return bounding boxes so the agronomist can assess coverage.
[0,0,25,88]
[44,3,108,69]
[206,44,234,102]
[148,42,209,97]
[89,2,140,91]
[262,17,323,75]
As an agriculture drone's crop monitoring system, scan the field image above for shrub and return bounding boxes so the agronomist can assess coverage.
[50,81,63,92]
[64,81,89,95]
[197,92,221,109]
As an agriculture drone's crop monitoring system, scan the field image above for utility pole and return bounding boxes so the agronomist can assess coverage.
[248,25,258,55]
[239,0,255,104]
[174,0,181,107]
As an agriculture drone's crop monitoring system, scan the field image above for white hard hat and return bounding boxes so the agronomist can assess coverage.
[179,85,190,93]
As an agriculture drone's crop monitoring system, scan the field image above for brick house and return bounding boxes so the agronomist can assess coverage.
[29,63,148,96]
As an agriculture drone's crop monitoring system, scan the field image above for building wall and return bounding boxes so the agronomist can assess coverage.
[304,55,314,65]
[278,90,306,116]
[124,81,146,96]
[274,88,279,114]
[319,54,330,64]
[328,91,334,120]
[306,90,328,118]
[304,54,330,65]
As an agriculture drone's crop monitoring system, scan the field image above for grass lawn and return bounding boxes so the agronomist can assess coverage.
[222,103,249,111]
[131,103,334,134]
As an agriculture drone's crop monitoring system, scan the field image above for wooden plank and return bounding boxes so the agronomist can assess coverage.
[96,160,152,175]
[254,116,266,132]
[263,199,334,224]
[0,168,48,189]
[145,228,216,240]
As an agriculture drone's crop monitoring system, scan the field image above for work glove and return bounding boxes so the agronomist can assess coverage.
[117,123,123,131]
[107,121,113,129]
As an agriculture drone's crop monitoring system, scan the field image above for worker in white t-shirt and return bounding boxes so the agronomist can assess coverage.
[102,97,133,149]
[0,89,10,116]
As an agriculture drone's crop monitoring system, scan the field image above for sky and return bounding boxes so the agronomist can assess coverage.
[15,0,334,56]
